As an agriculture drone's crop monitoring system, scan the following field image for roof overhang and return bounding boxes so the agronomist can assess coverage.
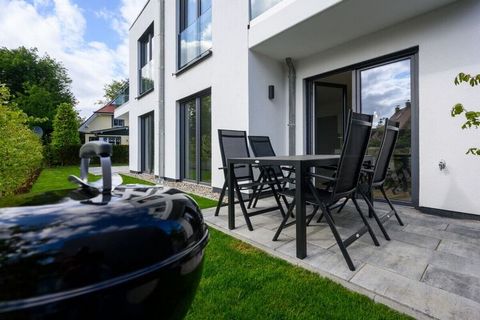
[249,0,457,60]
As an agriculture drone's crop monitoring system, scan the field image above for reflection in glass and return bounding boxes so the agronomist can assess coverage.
[200,96,211,183]
[361,59,412,201]
[140,60,154,94]
[250,0,283,20]
[184,100,197,181]
[179,7,212,68]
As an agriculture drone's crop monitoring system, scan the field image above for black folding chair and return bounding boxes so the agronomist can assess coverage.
[247,136,293,209]
[214,130,286,231]
[357,119,405,238]
[273,112,380,271]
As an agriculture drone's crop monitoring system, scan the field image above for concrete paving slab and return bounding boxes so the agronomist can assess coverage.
[351,264,480,320]
[422,265,480,304]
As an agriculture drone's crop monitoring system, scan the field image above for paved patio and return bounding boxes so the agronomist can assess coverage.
[203,198,480,320]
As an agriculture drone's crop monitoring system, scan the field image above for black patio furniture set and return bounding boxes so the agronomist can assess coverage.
[216,111,403,271]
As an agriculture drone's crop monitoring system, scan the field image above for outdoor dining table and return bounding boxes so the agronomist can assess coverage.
[227,154,374,259]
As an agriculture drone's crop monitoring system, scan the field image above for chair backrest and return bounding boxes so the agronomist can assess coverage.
[332,112,373,198]
[372,119,400,185]
[218,129,253,180]
[248,136,283,177]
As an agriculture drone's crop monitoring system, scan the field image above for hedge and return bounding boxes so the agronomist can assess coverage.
[45,144,129,166]
[0,89,43,196]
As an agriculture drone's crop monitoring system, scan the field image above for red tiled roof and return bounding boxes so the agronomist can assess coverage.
[94,103,115,113]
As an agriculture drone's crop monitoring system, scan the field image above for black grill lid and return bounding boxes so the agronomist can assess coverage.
[0,186,207,302]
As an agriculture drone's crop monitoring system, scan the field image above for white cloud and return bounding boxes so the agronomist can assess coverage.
[0,0,145,118]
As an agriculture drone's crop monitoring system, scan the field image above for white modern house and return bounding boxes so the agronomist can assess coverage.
[115,0,480,217]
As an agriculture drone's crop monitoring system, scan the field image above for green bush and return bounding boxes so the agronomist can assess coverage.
[45,144,129,166]
[50,102,80,165]
[0,85,43,196]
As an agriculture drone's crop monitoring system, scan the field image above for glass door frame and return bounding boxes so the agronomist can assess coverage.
[179,88,212,185]
[305,47,419,206]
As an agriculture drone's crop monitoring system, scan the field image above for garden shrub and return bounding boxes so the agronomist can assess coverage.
[0,85,43,196]
[50,102,80,165]
[46,144,129,166]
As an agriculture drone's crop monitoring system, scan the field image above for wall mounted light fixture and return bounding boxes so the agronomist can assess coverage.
[268,85,275,100]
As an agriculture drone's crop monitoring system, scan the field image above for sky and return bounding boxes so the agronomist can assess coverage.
[0,0,146,118]
[361,59,411,127]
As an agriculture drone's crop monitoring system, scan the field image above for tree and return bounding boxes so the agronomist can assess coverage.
[0,47,76,133]
[51,103,80,165]
[0,84,43,196]
[451,72,480,155]
[97,78,128,105]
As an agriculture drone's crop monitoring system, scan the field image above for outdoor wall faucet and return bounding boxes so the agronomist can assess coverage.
[439,160,447,171]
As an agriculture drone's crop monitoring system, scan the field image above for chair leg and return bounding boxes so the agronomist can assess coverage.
[351,197,380,246]
[380,186,404,226]
[306,205,319,226]
[273,201,295,241]
[321,203,356,271]
[336,197,349,213]
[214,181,227,216]
[360,191,391,241]
[247,172,263,209]
[234,182,254,231]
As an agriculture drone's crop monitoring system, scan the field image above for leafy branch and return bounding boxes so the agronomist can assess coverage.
[451,72,480,155]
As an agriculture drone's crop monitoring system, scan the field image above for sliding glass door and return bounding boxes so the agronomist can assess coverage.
[307,50,417,204]
[140,112,154,173]
[181,92,211,184]
[359,58,413,202]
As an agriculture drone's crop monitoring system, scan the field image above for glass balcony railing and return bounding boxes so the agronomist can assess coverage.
[140,60,154,94]
[113,85,129,106]
[179,7,212,68]
[250,0,284,20]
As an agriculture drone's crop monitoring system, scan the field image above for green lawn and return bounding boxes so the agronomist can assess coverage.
[187,228,410,320]
[0,166,409,319]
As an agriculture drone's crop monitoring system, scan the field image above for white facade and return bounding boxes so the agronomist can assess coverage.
[117,0,480,216]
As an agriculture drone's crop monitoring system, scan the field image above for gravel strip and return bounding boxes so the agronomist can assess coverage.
[122,172,221,201]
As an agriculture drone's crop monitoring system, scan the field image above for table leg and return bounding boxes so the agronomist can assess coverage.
[228,161,235,229]
[295,161,307,259]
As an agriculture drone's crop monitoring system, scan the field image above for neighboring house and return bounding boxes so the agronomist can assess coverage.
[79,102,129,145]
[116,0,480,217]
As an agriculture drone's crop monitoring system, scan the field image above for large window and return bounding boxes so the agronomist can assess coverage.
[139,24,154,95]
[178,0,212,69]
[181,91,211,184]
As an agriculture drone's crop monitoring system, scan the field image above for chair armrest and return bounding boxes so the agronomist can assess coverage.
[306,172,336,181]
[281,166,295,172]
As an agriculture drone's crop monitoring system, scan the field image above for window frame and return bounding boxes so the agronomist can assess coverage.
[138,23,154,96]
[177,0,212,70]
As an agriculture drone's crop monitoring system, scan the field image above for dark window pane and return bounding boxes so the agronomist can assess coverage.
[200,95,211,183]
[184,100,197,181]
[361,59,412,202]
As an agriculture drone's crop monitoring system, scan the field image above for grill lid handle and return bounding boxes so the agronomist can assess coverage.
[68,141,120,193]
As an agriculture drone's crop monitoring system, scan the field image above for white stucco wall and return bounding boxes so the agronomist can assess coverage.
[128,0,161,174]
[163,0,250,189]
[292,0,480,215]
[248,51,288,156]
